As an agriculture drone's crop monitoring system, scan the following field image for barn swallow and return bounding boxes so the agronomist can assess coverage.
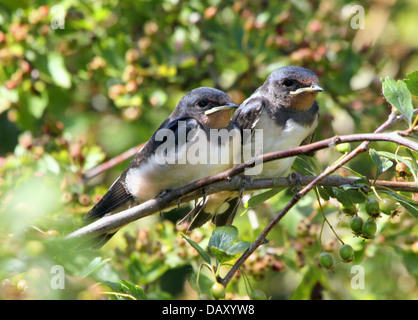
[184,66,323,231]
[84,87,239,245]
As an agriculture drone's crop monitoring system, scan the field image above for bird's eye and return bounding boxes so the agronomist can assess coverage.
[283,79,294,87]
[198,100,208,107]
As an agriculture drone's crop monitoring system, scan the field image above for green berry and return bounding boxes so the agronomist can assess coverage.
[365,198,380,217]
[380,198,397,215]
[350,216,364,234]
[339,244,354,262]
[319,252,335,270]
[341,204,357,216]
[335,143,351,153]
[211,282,226,300]
[362,219,377,238]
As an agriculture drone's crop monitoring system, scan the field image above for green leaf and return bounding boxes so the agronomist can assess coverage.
[225,241,250,256]
[79,257,110,278]
[345,188,367,204]
[47,53,72,88]
[181,234,211,264]
[369,148,393,183]
[118,280,147,300]
[292,156,317,175]
[317,186,330,201]
[332,187,354,208]
[188,267,214,297]
[208,226,238,251]
[341,166,368,179]
[209,247,232,263]
[405,149,418,182]
[381,77,413,124]
[404,71,418,97]
[244,188,284,209]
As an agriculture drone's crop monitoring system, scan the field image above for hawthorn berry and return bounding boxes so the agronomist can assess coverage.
[362,219,377,238]
[319,252,335,270]
[339,244,354,262]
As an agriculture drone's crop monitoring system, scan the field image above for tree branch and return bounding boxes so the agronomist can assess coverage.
[66,129,418,243]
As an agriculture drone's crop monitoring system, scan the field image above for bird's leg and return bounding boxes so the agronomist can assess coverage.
[177,188,207,226]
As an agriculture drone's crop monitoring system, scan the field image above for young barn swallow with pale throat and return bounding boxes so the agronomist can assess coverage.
[184,66,323,230]
[84,87,239,246]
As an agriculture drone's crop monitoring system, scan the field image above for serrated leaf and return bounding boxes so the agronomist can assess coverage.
[208,225,238,251]
[181,234,211,264]
[404,71,418,97]
[382,77,413,124]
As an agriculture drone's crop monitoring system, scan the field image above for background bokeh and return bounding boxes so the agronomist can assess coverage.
[0,0,417,300]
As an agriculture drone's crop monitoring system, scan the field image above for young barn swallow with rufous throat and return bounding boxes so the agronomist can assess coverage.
[83,87,239,246]
[184,66,323,231]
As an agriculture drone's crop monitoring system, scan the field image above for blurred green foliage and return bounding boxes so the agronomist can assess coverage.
[0,0,417,300]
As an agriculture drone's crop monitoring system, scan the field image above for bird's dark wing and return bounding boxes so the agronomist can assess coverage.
[84,117,202,223]
[82,120,167,223]
[211,197,241,227]
[232,95,266,131]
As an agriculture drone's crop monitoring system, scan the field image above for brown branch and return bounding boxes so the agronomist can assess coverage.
[66,129,417,243]
[65,175,417,243]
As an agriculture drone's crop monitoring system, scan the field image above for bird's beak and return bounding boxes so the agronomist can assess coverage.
[205,102,239,115]
[290,84,324,95]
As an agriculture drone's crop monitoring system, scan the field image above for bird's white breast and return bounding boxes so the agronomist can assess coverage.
[125,126,239,202]
[251,111,318,178]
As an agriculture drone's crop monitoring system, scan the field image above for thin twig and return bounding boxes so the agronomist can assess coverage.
[82,143,145,181]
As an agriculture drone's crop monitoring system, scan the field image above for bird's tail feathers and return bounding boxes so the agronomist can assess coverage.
[84,178,133,223]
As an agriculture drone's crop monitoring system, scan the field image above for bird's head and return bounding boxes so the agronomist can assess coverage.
[172,87,238,129]
[263,66,323,112]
